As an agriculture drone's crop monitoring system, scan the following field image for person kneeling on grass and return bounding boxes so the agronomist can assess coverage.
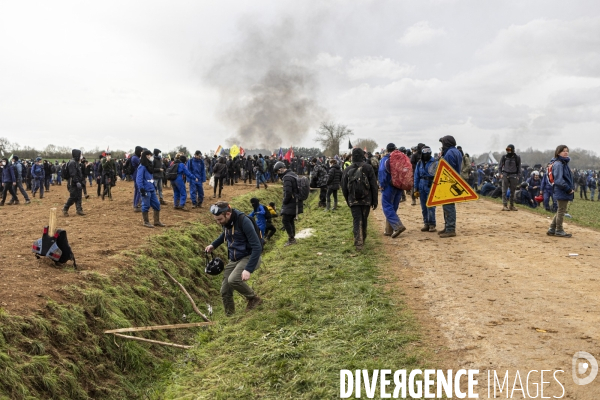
[136,149,165,228]
[205,202,263,316]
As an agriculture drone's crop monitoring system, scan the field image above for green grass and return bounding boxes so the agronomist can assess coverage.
[484,193,600,230]
[158,196,428,399]
[0,188,284,399]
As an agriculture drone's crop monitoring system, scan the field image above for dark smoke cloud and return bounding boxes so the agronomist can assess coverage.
[205,17,328,150]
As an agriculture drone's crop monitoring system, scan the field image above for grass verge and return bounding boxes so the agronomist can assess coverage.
[0,188,283,399]
[483,194,600,230]
[158,196,428,399]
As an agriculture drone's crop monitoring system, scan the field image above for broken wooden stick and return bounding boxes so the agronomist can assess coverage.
[161,268,210,322]
[48,208,57,236]
[112,333,192,349]
[104,322,212,334]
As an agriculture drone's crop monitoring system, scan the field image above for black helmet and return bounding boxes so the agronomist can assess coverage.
[273,161,286,171]
[205,252,224,275]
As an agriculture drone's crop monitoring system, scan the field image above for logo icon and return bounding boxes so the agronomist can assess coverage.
[572,352,598,385]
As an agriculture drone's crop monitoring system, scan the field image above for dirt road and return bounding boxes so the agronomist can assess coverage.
[377,198,600,399]
[0,179,259,315]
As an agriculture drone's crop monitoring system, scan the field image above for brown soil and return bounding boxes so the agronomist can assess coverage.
[0,180,260,316]
[376,198,600,399]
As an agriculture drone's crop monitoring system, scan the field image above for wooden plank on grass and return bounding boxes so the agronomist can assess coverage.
[104,321,213,334]
[112,333,192,349]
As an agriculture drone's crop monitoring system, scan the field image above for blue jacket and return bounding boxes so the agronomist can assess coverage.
[540,172,553,193]
[177,162,196,182]
[131,155,141,179]
[1,164,16,183]
[442,146,462,173]
[378,154,391,189]
[187,157,206,183]
[414,158,436,194]
[32,163,45,179]
[587,175,597,190]
[249,204,267,232]
[480,182,496,196]
[135,165,155,193]
[552,157,574,201]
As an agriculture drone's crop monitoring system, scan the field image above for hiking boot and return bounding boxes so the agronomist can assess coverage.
[0,201,4,206]
[62,208,69,217]
[284,238,297,246]
[383,232,392,236]
[547,229,556,236]
[509,205,518,211]
[391,225,406,238]
[85,194,90,199]
[411,199,416,206]
[25,199,31,204]
[7,199,14,205]
[332,202,338,210]
[101,194,105,200]
[355,244,364,252]
[246,295,263,311]
[554,230,572,238]
[153,210,165,227]
[142,211,154,228]
[439,231,456,238]
[197,203,202,208]
[420,224,430,232]
[160,198,167,205]
[438,229,446,235]
[76,210,86,216]
[39,195,44,199]
[428,225,437,232]
[502,205,509,211]
[33,192,36,198]
[13,200,20,205]
[263,183,268,189]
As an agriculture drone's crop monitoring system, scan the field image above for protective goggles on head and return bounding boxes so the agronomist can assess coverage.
[421,147,432,154]
[210,203,230,216]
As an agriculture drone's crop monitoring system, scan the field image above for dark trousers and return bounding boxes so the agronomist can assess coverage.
[64,184,83,211]
[44,176,51,191]
[265,221,276,239]
[97,177,102,196]
[502,175,518,205]
[319,187,327,205]
[213,177,224,196]
[1,184,17,203]
[282,214,296,239]
[350,205,370,246]
[580,185,588,199]
[326,188,338,206]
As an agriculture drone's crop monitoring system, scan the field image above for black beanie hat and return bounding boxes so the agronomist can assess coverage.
[386,143,397,152]
[179,155,187,163]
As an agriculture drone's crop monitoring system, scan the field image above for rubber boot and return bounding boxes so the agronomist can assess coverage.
[142,211,154,228]
[384,221,393,236]
[153,210,165,227]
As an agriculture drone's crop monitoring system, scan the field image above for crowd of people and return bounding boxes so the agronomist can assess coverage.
[2,140,582,315]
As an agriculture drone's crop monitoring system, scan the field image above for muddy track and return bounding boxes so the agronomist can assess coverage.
[376,198,600,399]
[0,180,263,315]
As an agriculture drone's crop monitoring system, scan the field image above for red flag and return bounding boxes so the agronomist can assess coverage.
[240,147,245,156]
[284,147,293,162]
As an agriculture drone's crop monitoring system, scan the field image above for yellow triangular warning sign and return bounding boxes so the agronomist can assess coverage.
[426,158,479,207]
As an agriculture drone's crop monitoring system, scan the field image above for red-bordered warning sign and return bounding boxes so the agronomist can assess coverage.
[426,158,479,207]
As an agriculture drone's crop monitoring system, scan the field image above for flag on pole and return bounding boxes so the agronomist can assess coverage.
[278,147,283,160]
[240,147,245,157]
[348,140,353,149]
[230,145,240,158]
[215,145,222,156]
[284,147,294,162]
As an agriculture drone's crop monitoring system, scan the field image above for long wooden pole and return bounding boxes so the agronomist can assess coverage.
[162,269,210,322]
[48,208,57,236]
[112,333,192,349]
[104,322,212,334]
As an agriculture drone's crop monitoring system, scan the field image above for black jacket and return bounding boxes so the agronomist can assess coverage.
[341,161,379,207]
[153,156,164,180]
[67,150,84,184]
[326,164,342,190]
[281,170,304,216]
[213,161,227,178]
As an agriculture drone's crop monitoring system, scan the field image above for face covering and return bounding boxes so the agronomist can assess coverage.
[1,161,5,166]
[422,153,432,163]
[149,156,155,163]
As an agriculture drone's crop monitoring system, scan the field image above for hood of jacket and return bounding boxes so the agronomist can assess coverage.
[439,136,456,152]
[71,149,82,161]
[351,148,365,163]
[135,146,143,157]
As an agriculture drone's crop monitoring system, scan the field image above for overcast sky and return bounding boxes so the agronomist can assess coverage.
[1,0,600,155]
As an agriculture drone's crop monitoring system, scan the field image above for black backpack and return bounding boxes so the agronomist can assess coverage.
[61,161,72,181]
[32,227,77,269]
[288,173,310,201]
[347,163,370,201]
[238,214,265,251]
[165,162,179,181]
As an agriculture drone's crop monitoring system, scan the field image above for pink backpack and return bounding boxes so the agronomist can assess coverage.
[389,150,414,191]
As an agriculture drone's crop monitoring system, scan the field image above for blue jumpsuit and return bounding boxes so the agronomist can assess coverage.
[249,204,267,236]
[378,154,404,231]
[187,157,206,206]
[172,162,197,207]
[136,165,160,212]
